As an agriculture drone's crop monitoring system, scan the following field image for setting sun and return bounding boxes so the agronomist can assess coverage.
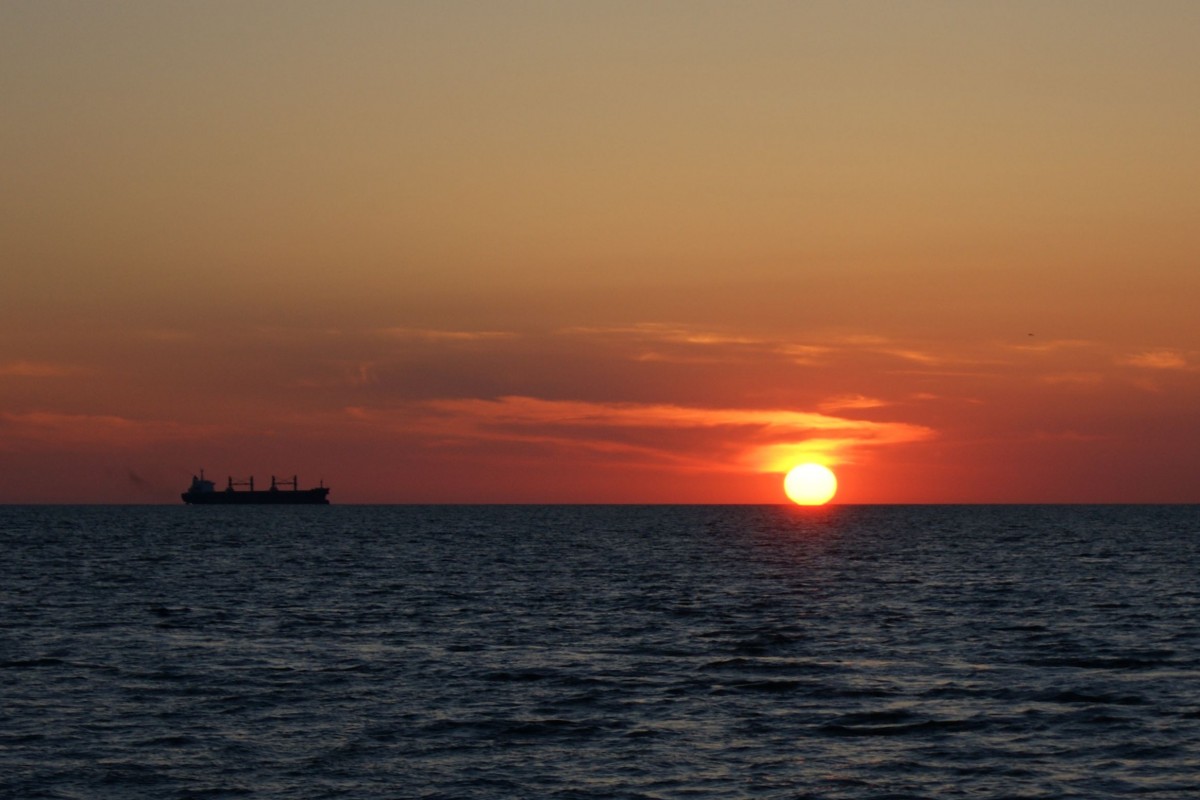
[784,464,838,506]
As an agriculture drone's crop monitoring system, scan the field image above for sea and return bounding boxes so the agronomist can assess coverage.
[2,504,1198,799]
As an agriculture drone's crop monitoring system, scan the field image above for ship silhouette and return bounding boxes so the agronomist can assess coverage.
[182,470,330,504]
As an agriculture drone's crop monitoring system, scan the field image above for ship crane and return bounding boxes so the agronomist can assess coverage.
[271,475,300,491]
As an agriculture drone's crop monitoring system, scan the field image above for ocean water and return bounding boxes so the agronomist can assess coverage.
[2,505,1198,799]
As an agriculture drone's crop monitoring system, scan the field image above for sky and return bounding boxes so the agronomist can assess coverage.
[2,0,1199,503]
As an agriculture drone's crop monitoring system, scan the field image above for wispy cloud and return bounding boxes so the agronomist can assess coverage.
[0,360,78,378]
[1041,372,1105,385]
[1117,350,1189,370]
[877,348,946,366]
[777,344,833,364]
[819,394,889,412]
[631,351,724,364]
[565,323,780,363]
[564,323,1039,374]
[0,412,224,449]
[377,327,518,342]
[351,395,935,474]
[566,322,836,365]
[1010,338,1095,354]
[564,323,760,345]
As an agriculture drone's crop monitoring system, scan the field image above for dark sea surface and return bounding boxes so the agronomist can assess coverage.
[2,505,1199,799]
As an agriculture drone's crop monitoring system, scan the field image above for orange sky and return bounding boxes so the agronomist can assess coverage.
[3,2,1199,503]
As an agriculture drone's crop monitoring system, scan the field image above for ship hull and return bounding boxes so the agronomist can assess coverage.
[182,488,330,505]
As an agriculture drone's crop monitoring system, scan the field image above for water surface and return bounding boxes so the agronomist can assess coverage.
[3,505,1198,798]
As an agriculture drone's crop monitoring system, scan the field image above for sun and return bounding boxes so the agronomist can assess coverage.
[784,463,838,506]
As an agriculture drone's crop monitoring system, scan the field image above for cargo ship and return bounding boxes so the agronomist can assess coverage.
[182,470,330,504]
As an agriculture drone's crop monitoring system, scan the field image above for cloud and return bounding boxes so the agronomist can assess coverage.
[353,395,934,474]
[819,394,889,412]
[565,323,779,363]
[377,327,518,342]
[564,323,761,345]
[777,344,833,364]
[1041,372,1104,385]
[565,322,835,365]
[0,360,78,378]
[632,351,723,364]
[0,412,224,450]
[877,348,945,366]
[1117,350,1189,370]
[563,323,1033,376]
[1010,338,1095,354]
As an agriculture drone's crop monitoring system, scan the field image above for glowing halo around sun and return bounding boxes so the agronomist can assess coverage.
[783,463,838,506]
